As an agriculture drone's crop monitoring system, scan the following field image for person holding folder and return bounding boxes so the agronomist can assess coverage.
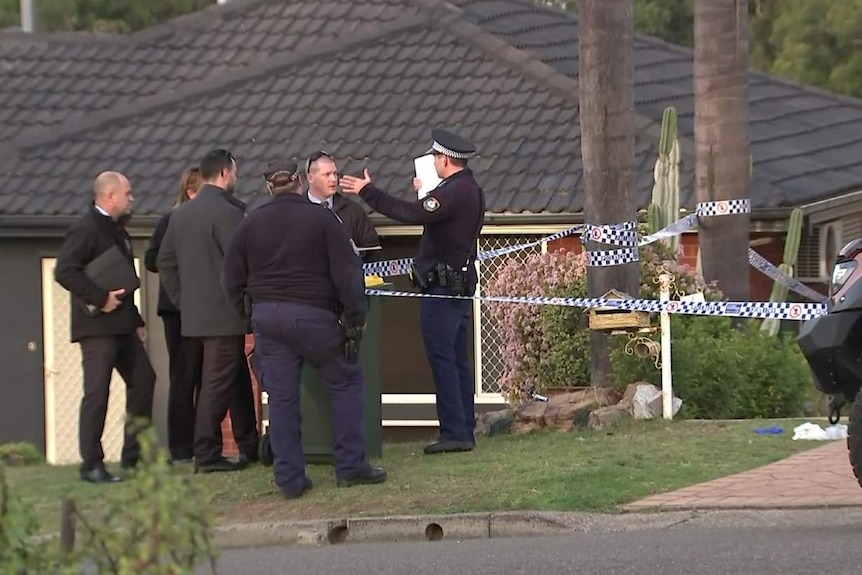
[54,171,156,483]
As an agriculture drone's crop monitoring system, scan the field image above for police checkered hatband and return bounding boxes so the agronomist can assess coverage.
[431,141,473,159]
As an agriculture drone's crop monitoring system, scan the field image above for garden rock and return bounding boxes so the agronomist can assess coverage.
[632,382,682,420]
[474,409,514,437]
[511,388,620,433]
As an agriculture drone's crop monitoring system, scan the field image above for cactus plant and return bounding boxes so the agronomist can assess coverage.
[760,207,803,336]
[647,107,680,252]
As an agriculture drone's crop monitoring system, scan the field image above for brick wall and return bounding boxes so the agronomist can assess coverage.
[545,231,795,301]
[220,334,263,458]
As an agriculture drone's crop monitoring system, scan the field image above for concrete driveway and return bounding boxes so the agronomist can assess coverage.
[624,441,862,511]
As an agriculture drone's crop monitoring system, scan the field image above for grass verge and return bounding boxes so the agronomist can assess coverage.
[5,418,828,533]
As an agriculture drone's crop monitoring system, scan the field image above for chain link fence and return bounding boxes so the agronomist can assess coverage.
[475,234,546,396]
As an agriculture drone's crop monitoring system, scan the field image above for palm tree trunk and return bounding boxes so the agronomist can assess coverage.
[694,0,751,302]
[579,0,638,387]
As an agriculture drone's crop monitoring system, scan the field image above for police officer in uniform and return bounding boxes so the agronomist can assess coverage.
[222,160,387,498]
[340,128,486,455]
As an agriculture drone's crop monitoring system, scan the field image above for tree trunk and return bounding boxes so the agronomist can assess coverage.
[579,0,639,387]
[694,0,751,302]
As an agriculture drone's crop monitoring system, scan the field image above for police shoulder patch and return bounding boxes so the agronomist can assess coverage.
[423,196,441,212]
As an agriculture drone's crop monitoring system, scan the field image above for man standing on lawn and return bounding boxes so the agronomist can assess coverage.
[340,128,486,455]
[222,160,386,498]
[54,171,156,483]
[157,148,259,474]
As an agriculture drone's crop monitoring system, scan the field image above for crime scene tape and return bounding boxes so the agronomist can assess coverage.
[582,220,639,267]
[364,288,828,321]
[362,197,828,304]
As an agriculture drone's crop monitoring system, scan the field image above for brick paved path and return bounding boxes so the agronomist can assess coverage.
[624,441,862,511]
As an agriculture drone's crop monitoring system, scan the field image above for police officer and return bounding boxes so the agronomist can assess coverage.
[340,128,486,455]
[222,160,387,498]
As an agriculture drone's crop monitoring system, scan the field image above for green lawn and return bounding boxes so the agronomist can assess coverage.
[4,418,827,535]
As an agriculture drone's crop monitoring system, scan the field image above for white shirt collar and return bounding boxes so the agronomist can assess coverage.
[307,189,333,209]
[94,204,111,218]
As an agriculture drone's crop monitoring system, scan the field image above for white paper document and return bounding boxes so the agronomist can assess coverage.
[414,155,442,199]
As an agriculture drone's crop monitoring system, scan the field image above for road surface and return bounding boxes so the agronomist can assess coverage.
[200,525,862,575]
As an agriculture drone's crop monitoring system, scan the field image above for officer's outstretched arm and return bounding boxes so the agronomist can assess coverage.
[358,185,453,225]
[325,218,367,327]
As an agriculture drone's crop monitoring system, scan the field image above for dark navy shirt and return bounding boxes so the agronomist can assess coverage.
[221,192,367,326]
[359,168,486,290]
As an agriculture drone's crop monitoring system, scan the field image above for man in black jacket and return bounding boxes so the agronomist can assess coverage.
[54,171,156,483]
[222,160,386,499]
[156,149,259,473]
[305,151,382,261]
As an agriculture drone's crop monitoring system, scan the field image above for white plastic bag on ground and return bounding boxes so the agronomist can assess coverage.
[632,383,682,420]
[792,422,848,440]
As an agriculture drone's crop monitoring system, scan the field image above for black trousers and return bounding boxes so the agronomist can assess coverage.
[162,315,259,461]
[193,334,259,463]
[79,334,156,472]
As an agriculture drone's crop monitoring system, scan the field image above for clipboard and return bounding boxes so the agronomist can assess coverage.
[79,245,140,316]
[414,154,442,199]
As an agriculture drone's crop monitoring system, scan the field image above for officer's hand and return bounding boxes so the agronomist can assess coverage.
[413,177,422,191]
[339,169,372,194]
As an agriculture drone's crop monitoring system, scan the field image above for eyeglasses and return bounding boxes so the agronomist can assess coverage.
[306,150,332,174]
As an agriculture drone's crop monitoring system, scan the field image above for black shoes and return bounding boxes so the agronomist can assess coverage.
[193,456,244,474]
[80,467,122,483]
[258,433,273,467]
[423,439,475,455]
[282,477,314,500]
[336,465,387,488]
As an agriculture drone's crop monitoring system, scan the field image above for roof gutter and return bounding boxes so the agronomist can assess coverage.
[799,189,862,225]
[0,207,795,239]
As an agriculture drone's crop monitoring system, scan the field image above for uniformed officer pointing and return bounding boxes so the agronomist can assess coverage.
[340,128,486,455]
[222,160,386,498]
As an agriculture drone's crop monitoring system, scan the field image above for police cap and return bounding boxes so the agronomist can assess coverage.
[424,128,476,159]
[262,160,300,186]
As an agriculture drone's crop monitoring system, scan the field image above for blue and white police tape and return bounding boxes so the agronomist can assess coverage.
[748,248,827,303]
[364,288,828,321]
[361,196,826,304]
[581,220,639,268]
[361,222,587,277]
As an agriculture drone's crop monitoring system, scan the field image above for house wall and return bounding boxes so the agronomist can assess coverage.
[545,231,796,302]
[0,237,175,459]
[0,240,49,451]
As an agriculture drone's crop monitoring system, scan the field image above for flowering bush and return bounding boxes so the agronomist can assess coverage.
[485,236,812,418]
[484,239,721,404]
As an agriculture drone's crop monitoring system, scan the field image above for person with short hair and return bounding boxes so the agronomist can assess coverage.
[157,149,259,473]
[222,160,387,499]
[54,171,156,482]
[340,128,486,455]
[305,151,381,260]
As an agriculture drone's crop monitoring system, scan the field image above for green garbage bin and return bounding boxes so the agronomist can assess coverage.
[298,284,387,463]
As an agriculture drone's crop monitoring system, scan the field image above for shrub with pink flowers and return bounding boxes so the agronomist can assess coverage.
[484,238,813,418]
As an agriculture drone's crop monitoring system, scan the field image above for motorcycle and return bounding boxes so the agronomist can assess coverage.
[797,236,862,487]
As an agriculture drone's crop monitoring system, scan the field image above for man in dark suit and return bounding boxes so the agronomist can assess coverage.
[54,171,156,483]
[305,151,382,261]
[156,149,259,473]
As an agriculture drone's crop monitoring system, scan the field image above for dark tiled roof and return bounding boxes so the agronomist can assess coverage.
[0,0,418,142]
[453,0,862,207]
[1,0,861,220]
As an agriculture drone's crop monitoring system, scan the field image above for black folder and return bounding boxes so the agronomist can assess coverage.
[79,245,140,316]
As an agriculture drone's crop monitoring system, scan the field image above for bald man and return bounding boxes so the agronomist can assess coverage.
[55,171,156,484]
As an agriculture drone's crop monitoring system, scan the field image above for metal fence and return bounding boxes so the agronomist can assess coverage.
[475,234,546,396]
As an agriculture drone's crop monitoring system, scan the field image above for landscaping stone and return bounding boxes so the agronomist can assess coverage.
[474,409,514,437]
[510,387,620,433]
